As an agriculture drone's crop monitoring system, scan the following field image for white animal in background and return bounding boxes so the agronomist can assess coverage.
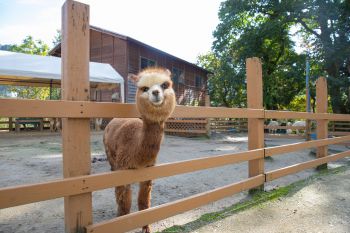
[292,120,306,135]
[286,122,293,134]
[267,120,279,134]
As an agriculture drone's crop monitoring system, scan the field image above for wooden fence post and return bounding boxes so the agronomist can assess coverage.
[61,1,92,232]
[316,76,328,169]
[246,57,264,192]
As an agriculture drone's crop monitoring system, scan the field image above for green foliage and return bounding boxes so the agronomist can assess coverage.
[198,0,307,110]
[199,0,350,112]
[8,86,60,100]
[286,94,310,112]
[9,35,49,56]
[286,0,350,113]
[197,52,246,107]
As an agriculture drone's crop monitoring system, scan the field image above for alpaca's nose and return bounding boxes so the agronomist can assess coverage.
[152,90,159,96]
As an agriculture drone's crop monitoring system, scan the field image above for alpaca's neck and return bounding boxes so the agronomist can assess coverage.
[136,119,165,166]
[141,119,165,147]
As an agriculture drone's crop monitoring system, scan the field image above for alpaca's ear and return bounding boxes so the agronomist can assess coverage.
[165,69,171,77]
[128,73,139,84]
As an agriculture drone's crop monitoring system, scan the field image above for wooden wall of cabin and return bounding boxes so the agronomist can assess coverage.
[127,40,208,105]
[90,29,127,102]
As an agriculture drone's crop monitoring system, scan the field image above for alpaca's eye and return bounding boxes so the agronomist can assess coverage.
[141,87,149,92]
[161,82,169,89]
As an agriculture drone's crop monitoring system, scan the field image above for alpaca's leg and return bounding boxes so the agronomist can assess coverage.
[138,180,152,233]
[115,184,132,216]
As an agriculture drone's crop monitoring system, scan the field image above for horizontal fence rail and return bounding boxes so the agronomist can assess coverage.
[1,98,350,120]
[266,110,350,121]
[0,99,264,118]
[1,135,349,208]
[266,150,350,181]
[265,135,350,157]
[0,149,263,209]
[85,175,265,233]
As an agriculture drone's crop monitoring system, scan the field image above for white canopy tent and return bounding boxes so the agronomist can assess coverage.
[0,50,125,102]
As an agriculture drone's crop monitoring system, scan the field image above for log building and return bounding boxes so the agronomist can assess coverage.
[50,26,209,105]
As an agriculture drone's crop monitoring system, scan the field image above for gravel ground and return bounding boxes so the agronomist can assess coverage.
[194,167,350,233]
[0,131,349,233]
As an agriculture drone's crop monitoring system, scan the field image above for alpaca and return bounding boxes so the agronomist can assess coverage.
[286,122,293,134]
[103,67,176,233]
[292,120,306,135]
[267,120,279,134]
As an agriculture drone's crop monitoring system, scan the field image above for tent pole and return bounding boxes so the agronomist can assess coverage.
[121,82,125,103]
[49,79,53,100]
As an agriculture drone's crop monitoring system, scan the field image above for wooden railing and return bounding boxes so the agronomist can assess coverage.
[1,1,349,233]
[165,118,208,136]
[210,118,248,133]
[329,121,350,136]
[1,98,349,232]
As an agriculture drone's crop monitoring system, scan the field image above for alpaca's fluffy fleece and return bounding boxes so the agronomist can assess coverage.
[103,67,176,233]
[267,120,279,134]
[286,122,293,134]
[292,120,306,135]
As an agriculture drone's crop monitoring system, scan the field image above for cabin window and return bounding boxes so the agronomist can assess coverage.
[195,75,203,88]
[172,67,184,84]
[140,57,156,70]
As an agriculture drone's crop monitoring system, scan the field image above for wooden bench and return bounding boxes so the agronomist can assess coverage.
[15,118,44,132]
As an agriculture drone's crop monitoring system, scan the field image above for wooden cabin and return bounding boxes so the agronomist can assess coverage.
[50,26,210,105]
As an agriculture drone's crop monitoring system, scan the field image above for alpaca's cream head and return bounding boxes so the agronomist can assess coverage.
[129,67,176,122]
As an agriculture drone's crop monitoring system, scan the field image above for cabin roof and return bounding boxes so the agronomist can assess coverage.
[49,25,211,74]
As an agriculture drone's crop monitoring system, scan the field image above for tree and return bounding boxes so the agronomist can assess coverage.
[197,52,246,107]
[52,29,62,46]
[0,44,11,51]
[200,0,306,110]
[9,35,49,56]
[292,0,350,113]
[210,0,350,113]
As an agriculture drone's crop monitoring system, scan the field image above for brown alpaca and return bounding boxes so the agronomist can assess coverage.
[103,67,176,233]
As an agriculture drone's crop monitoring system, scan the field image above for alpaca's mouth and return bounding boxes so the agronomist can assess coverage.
[150,96,164,106]
[150,99,163,106]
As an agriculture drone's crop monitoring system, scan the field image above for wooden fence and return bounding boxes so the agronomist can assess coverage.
[210,118,248,133]
[1,1,350,233]
[329,121,350,136]
[165,118,209,136]
[0,117,51,131]
[3,116,349,138]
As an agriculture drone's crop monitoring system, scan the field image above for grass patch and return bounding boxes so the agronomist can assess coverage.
[48,146,61,152]
[159,164,349,233]
[264,156,274,161]
[191,135,210,140]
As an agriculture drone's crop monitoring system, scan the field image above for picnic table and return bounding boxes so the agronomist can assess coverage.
[15,117,44,132]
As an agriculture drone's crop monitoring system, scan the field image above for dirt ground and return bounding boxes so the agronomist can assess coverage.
[194,167,350,233]
[0,131,349,233]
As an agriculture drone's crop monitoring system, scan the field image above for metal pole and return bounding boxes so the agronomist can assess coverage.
[306,54,311,140]
[306,55,311,112]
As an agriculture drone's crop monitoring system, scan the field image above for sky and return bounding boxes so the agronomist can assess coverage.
[0,0,224,63]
